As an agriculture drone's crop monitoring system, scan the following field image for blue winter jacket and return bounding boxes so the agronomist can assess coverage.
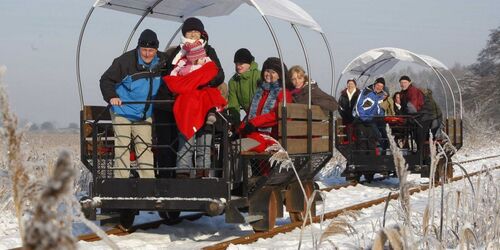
[100,49,165,121]
[353,85,385,122]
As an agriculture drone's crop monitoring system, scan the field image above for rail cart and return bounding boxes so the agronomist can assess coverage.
[333,47,463,182]
[77,0,335,231]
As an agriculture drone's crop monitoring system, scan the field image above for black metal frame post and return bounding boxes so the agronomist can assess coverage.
[221,113,231,201]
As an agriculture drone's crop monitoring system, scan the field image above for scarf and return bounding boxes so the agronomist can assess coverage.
[171,37,207,66]
[347,88,356,101]
[248,82,281,132]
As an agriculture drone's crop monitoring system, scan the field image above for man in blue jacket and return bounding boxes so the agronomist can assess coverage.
[353,77,388,155]
[100,29,166,178]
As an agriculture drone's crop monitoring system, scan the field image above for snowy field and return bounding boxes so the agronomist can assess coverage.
[1,132,499,249]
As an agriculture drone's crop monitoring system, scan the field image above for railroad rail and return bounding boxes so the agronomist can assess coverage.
[78,212,204,242]
[203,154,500,250]
[76,177,386,243]
[77,154,500,246]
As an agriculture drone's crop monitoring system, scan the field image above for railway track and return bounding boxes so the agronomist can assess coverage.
[203,155,500,250]
[77,154,500,246]
[76,178,384,243]
[78,212,204,242]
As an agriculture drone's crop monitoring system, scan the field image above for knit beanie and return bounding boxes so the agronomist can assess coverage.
[399,75,411,82]
[234,48,254,64]
[138,29,159,49]
[261,57,289,84]
[183,41,207,62]
[182,17,205,36]
[374,77,386,86]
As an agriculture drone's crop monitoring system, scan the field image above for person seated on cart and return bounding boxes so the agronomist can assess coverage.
[380,87,395,116]
[393,92,403,115]
[163,18,227,178]
[288,65,338,112]
[100,29,166,178]
[227,48,261,127]
[399,75,442,151]
[389,91,408,148]
[338,78,360,143]
[353,77,388,155]
[238,57,293,175]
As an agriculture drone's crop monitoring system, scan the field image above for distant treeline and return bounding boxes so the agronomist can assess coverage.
[453,26,500,130]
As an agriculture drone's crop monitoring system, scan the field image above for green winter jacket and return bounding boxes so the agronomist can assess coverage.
[227,61,261,123]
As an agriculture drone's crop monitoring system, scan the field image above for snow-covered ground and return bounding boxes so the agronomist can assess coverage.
[1,133,499,249]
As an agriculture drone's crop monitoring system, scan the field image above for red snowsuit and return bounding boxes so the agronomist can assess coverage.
[163,61,227,139]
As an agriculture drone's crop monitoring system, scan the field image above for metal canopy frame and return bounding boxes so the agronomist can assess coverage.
[75,0,335,114]
[335,48,463,119]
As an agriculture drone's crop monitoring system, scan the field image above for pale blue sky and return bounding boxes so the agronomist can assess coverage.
[0,0,499,126]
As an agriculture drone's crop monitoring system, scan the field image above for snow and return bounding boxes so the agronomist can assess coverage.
[1,133,500,249]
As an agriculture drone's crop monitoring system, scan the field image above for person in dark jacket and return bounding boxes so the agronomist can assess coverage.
[288,65,338,112]
[393,92,403,115]
[399,76,443,152]
[338,79,360,123]
[338,79,360,143]
[100,29,166,178]
[399,75,426,150]
[155,17,225,178]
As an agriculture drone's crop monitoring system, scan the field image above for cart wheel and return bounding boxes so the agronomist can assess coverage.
[79,196,94,220]
[346,173,361,183]
[435,159,453,183]
[286,181,316,223]
[119,209,136,230]
[158,211,181,221]
[364,173,375,183]
[446,162,454,180]
[249,186,278,232]
[289,211,303,223]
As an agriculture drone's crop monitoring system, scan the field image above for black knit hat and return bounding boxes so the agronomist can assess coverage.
[138,29,159,49]
[182,17,205,36]
[374,77,386,86]
[399,75,411,82]
[261,57,292,89]
[234,48,254,64]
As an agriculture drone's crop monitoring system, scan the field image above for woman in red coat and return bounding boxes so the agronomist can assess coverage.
[239,57,293,155]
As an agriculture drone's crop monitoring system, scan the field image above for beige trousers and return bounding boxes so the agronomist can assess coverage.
[111,113,155,178]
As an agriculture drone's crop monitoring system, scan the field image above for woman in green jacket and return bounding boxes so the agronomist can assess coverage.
[227,48,261,125]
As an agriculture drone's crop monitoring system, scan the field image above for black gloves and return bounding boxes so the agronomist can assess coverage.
[197,84,209,90]
[243,122,256,134]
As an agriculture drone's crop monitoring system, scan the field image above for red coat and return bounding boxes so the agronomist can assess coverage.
[239,89,292,152]
[164,62,227,139]
[401,84,424,114]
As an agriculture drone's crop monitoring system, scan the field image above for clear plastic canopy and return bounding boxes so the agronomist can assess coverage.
[336,47,462,119]
[340,47,449,77]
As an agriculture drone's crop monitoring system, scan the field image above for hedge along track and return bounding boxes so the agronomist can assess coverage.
[203,154,500,250]
[76,154,500,244]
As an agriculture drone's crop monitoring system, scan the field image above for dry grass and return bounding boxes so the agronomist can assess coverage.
[0,67,116,249]
[386,125,411,228]
[368,125,500,249]
[319,210,360,247]
[23,151,77,249]
[0,65,29,239]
